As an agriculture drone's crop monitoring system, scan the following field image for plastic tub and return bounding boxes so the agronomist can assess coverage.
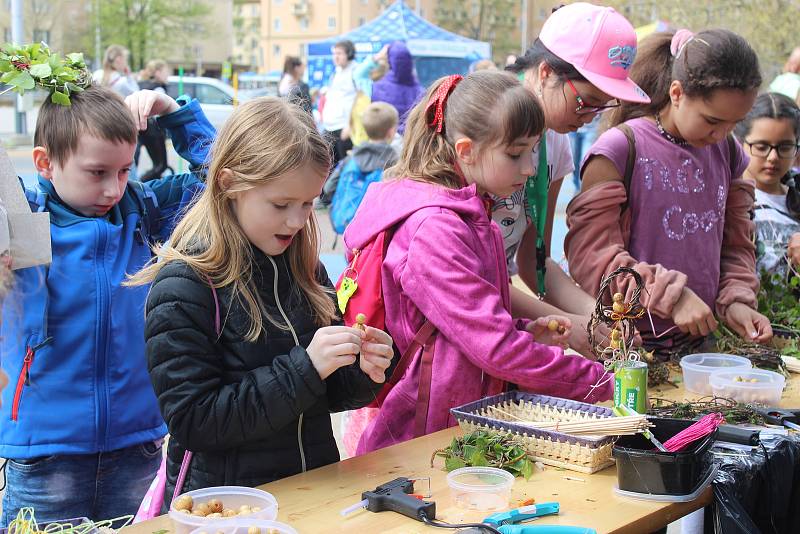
[190,519,297,534]
[709,368,785,405]
[170,486,278,534]
[613,418,716,496]
[446,466,514,511]
[680,353,752,395]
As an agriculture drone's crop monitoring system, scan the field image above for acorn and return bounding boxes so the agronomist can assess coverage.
[612,292,624,302]
[612,301,626,314]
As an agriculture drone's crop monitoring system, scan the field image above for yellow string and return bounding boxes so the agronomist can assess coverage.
[8,508,133,534]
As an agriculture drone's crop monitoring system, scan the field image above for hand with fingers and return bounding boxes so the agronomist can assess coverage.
[306,326,366,380]
[359,326,394,383]
[724,302,773,344]
[526,315,572,349]
[124,89,180,131]
[788,232,800,267]
[672,287,718,337]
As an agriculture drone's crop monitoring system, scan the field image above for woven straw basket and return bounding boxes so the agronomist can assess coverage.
[451,391,616,474]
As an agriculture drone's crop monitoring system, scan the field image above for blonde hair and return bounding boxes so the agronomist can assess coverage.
[101,44,129,86]
[140,59,169,81]
[389,70,544,189]
[362,102,398,140]
[128,97,335,341]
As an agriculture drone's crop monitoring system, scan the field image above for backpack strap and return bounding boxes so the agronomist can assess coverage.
[23,181,48,213]
[616,123,637,214]
[726,134,741,182]
[128,181,162,243]
[378,319,437,437]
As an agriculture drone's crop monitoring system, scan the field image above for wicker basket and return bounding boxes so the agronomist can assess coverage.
[451,391,617,474]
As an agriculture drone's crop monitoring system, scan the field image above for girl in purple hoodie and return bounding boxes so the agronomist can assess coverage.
[344,71,612,454]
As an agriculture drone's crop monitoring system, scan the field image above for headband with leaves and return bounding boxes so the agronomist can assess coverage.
[0,42,92,106]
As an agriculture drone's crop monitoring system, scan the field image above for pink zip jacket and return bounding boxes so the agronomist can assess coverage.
[344,178,613,453]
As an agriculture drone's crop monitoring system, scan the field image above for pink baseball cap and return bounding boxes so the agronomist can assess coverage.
[539,2,650,104]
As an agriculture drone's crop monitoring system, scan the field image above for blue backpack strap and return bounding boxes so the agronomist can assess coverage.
[127,180,162,243]
[22,180,48,213]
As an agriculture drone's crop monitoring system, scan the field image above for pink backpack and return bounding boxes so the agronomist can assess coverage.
[134,277,221,522]
[336,229,437,453]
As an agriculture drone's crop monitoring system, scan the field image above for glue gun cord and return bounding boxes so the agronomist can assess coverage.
[420,512,502,534]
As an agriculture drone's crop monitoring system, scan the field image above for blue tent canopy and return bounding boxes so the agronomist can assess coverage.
[307,0,491,89]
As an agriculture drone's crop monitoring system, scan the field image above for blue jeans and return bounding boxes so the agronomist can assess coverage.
[1,440,162,526]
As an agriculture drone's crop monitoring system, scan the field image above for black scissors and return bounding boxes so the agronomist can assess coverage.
[755,407,800,431]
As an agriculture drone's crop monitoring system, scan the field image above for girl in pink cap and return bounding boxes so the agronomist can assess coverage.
[494,3,650,359]
[566,29,773,359]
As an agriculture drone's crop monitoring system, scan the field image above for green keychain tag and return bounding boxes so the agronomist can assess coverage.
[337,276,358,314]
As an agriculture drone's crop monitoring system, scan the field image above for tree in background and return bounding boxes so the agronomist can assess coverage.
[607,0,797,83]
[435,0,518,65]
[76,0,212,71]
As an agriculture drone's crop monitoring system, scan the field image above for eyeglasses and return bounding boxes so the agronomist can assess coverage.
[564,79,621,115]
[744,141,800,159]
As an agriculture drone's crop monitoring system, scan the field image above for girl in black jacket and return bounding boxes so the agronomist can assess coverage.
[128,93,393,502]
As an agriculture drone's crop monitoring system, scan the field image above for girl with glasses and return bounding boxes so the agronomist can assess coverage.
[496,3,650,360]
[735,92,800,275]
[567,29,773,361]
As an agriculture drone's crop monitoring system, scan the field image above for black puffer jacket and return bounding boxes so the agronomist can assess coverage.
[144,248,381,501]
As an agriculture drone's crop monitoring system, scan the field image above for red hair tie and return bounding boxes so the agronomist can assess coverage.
[425,74,463,133]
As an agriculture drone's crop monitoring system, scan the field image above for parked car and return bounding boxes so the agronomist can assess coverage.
[166,76,235,130]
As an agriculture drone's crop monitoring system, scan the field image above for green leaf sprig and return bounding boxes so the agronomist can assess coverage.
[0,42,91,106]
[430,430,535,480]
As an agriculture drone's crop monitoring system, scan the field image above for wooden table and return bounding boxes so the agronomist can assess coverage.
[125,374,800,534]
[125,430,710,534]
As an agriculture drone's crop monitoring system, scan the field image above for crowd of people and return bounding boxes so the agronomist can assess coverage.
[1,0,800,526]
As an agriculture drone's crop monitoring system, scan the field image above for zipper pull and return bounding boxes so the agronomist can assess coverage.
[23,348,33,386]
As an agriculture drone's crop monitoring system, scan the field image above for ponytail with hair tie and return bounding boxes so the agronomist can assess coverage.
[425,74,462,133]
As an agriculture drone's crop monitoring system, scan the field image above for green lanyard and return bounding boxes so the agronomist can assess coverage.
[516,72,549,293]
[524,134,549,293]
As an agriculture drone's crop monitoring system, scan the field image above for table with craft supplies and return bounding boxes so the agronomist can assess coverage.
[123,420,716,533]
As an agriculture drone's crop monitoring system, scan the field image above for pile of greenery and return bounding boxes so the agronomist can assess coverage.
[431,430,535,480]
[758,270,800,339]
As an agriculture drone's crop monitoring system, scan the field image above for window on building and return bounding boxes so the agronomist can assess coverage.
[358,17,366,25]
[299,17,309,30]
[32,29,50,44]
[328,16,336,29]
[273,44,281,57]
[3,28,11,44]
[251,38,258,49]
[539,8,547,19]
[274,0,283,4]
[274,17,281,31]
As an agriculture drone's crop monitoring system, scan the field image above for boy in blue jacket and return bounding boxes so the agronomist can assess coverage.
[0,84,214,523]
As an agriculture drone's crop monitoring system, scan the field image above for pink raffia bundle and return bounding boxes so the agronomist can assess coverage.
[662,413,725,452]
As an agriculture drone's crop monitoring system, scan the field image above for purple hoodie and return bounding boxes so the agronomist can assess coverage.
[344,178,613,454]
[371,42,424,134]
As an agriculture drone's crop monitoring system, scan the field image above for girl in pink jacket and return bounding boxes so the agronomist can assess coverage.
[344,71,612,454]
[566,29,773,358]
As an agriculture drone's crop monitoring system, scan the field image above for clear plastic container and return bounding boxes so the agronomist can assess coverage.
[680,353,752,395]
[189,519,297,534]
[710,369,785,405]
[446,467,514,511]
[169,486,278,534]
